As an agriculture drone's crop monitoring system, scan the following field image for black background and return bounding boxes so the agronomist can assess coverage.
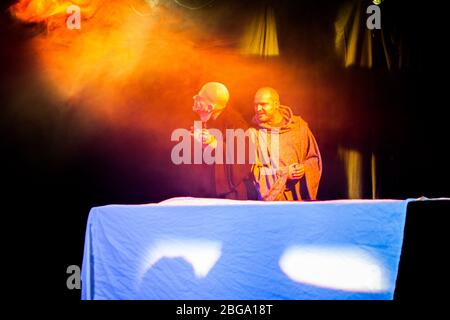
[1,0,448,308]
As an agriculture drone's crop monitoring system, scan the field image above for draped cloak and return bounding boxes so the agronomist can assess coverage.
[195,108,257,200]
[251,105,322,201]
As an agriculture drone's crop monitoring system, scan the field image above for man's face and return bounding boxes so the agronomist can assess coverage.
[254,91,278,123]
[193,93,214,122]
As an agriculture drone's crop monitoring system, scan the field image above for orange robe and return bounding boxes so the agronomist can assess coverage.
[251,105,322,201]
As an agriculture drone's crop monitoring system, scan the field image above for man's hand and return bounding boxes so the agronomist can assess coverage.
[190,127,217,148]
[288,163,305,180]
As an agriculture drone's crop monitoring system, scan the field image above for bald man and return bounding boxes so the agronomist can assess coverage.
[251,87,322,201]
[189,82,257,200]
[193,82,229,124]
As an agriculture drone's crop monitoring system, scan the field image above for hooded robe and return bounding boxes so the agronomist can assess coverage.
[191,107,257,200]
[251,105,322,201]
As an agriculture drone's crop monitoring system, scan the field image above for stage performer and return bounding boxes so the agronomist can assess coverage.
[251,87,322,201]
[191,82,257,200]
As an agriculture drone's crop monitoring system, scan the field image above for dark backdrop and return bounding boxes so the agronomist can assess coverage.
[1,0,448,301]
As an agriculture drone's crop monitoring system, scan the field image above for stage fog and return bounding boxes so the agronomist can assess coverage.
[1,1,447,284]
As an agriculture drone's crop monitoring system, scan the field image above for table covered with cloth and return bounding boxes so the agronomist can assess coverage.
[81,198,410,300]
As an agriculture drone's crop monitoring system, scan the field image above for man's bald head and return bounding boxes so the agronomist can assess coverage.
[254,87,280,106]
[193,82,230,122]
[198,82,230,110]
[254,87,283,125]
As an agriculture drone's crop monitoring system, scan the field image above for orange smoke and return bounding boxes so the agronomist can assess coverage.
[8,0,319,136]
[10,0,100,22]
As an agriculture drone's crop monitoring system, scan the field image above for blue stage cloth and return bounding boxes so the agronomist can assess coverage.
[81,198,410,300]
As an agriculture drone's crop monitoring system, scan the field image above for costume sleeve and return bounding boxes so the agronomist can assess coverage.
[214,108,253,198]
[226,110,252,191]
[302,127,322,200]
[264,169,289,201]
[252,164,288,201]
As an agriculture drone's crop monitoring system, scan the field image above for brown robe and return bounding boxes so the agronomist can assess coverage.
[251,105,322,200]
[192,107,257,200]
